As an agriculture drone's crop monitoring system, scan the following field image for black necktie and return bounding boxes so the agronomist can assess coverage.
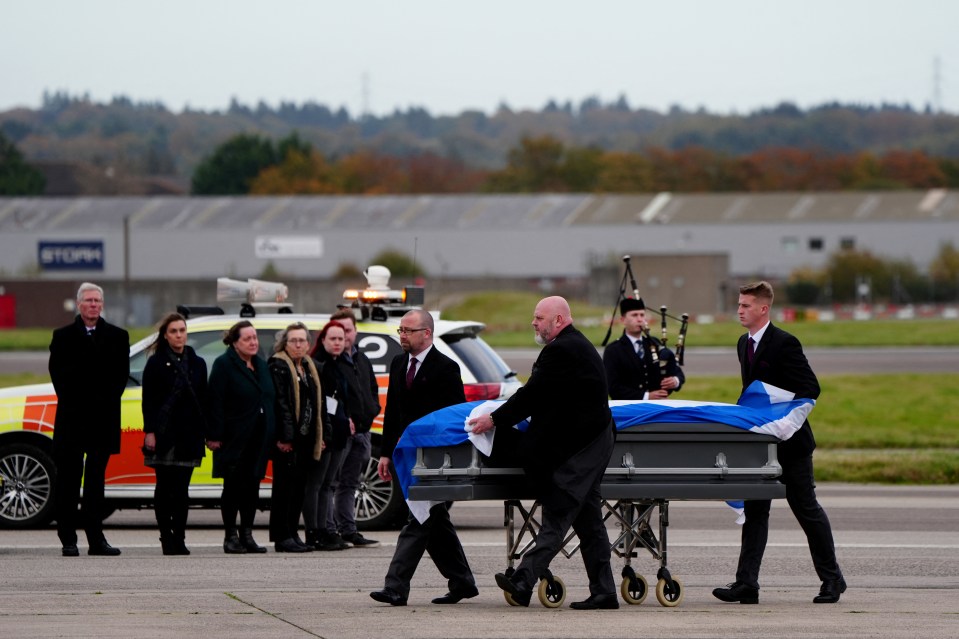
[747,337,756,365]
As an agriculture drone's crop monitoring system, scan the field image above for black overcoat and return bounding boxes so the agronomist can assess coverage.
[141,343,209,462]
[491,324,613,481]
[49,316,130,455]
[207,346,276,479]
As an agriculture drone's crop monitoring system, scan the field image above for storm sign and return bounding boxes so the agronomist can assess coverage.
[38,241,105,271]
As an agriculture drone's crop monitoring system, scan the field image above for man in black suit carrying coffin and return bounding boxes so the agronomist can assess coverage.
[370,309,478,606]
[469,296,618,610]
[49,282,130,557]
[712,281,846,605]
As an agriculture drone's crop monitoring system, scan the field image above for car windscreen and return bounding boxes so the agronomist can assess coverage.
[442,334,515,383]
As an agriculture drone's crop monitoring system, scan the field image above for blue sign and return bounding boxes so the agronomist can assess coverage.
[38,241,105,271]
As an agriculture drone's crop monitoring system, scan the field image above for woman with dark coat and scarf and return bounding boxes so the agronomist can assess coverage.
[206,321,276,554]
[267,322,330,553]
[141,312,209,555]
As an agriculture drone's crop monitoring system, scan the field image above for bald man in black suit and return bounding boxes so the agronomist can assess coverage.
[470,296,618,610]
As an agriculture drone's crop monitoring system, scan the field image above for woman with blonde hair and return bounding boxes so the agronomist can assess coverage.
[267,322,330,552]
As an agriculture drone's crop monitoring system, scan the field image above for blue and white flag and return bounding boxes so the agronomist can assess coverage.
[393,381,814,523]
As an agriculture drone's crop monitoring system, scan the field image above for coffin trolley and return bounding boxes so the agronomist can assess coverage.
[408,420,786,608]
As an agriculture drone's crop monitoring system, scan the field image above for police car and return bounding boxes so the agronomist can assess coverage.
[0,268,520,529]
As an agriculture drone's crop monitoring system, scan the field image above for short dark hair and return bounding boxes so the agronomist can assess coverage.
[739,281,774,305]
[330,308,358,325]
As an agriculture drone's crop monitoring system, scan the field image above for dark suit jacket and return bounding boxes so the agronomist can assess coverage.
[49,315,130,455]
[381,346,465,459]
[603,332,685,400]
[739,323,821,460]
[491,324,613,479]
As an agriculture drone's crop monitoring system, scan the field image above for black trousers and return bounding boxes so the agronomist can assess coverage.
[268,449,308,542]
[736,452,842,589]
[153,465,194,541]
[54,448,111,547]
[511,427,616,597]
[384,502,475,599]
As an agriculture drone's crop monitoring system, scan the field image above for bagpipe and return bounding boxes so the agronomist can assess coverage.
[602,256,690,384]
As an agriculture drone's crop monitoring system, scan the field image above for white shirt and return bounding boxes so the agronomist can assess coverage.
[749,321,770,347]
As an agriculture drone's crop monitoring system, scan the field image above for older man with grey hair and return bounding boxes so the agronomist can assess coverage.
[49,283,130,557]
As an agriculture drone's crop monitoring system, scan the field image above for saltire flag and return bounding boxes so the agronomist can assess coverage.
[394,381,813,523]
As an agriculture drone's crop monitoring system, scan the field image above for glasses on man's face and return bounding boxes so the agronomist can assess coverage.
[396,327,427,335]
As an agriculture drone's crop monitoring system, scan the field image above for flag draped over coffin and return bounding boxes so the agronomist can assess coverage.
[393,381,814,523]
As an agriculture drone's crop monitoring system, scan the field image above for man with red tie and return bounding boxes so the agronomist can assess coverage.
[370,309,477,607]
[713,281,846,605]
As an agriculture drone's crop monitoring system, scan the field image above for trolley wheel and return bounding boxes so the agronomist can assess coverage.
[620,573,649,605]
[504,591,521,607]
[537,575,566,608]
[655,576,684,607]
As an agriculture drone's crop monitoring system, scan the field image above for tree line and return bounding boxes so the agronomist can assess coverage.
[3,92,959,190]
[785,244,959,306]
[185,132,959,196]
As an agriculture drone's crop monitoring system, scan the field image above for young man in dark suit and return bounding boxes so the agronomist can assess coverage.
[469,296,618,610]
[370,309,478,606]
[603,296,684,400]
[48,283,130,557]
[713,281,846,605]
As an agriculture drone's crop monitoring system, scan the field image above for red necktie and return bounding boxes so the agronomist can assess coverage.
[405,357,417,389]
[747,337,756,365]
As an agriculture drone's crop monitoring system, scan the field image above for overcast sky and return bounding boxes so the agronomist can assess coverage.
[3,0,958,117]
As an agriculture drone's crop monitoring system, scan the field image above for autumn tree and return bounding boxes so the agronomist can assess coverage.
[483,135,567,192]
[249,149,337,194]
[596,151,653,192]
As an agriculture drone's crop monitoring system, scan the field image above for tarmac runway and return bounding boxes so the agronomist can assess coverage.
[1,484,957,638]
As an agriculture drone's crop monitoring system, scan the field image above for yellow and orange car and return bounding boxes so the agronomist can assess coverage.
[0,305,519,530]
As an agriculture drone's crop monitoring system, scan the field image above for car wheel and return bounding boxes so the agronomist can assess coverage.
[0,443,57,529]
[354,455,406,530]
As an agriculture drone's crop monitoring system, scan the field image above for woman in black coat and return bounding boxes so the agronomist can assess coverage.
[267,322,329,553]
[141,312,209,555]
[206,321,276,554]
[304,320,351,550]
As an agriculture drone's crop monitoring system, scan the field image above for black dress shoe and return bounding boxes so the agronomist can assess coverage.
[370,588,408,606]
[88,542,121,556]
[570,593,620,610]
[275,538,312,553]
[62,544,80,557]
[813,577,847,604]
[712,581,758,604]
[494,573,532,607]
[431,584,479,604]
